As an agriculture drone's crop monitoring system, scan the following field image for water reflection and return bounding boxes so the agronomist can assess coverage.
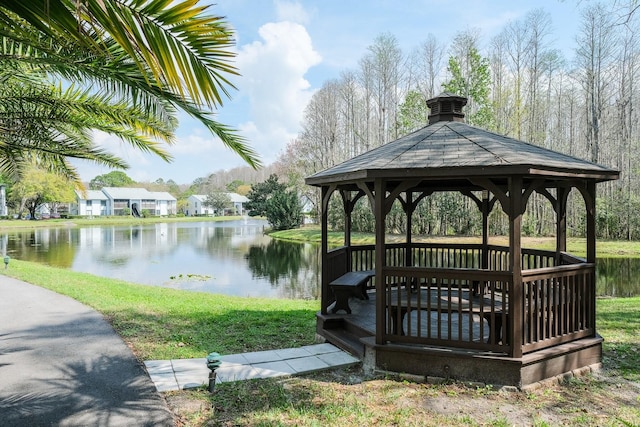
[1,220,321,299]
[0,222,638,298]
[245,240,320,300]
[596,258,640,297]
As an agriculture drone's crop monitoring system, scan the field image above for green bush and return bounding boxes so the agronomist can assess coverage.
[265,189,303,231]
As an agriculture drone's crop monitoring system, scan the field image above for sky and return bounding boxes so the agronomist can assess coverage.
[72,0,586,185]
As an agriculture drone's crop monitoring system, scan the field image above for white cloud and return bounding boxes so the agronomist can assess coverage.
[169,130,216,155]
[73,130,180,183]
[237,120,297,165]
[275,0,311,25]
[235,20,321,163]
[92,130,153,168]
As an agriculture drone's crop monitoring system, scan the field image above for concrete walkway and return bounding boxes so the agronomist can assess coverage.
[0,276,174,426]
[145,343,360,392]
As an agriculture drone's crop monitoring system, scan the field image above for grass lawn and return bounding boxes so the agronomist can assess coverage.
[1,259,318,360]
[2,259,639,426]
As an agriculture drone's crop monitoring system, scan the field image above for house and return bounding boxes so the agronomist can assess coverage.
[186,194,210,216]
[72,187,176,217]
[72,190,109,216]
[0,184,7,217]
[186,193,249,216]
[101,187,176,216]
[148,191,177,216]
[228,192,250,215]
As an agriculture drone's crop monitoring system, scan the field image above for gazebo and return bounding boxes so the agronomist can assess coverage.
[305,93,619,387]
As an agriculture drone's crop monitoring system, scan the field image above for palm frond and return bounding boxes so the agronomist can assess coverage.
[0,1,262,172]
[0,0,239,107]
[0,68,187,182]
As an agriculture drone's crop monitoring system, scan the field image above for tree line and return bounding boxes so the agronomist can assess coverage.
[1,165,277,219]
[277,4,640,240]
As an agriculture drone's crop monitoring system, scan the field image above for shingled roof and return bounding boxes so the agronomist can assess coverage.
[306,95,619,187]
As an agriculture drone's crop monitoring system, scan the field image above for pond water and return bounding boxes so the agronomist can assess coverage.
[0,220,320,299]
[0,220,638,298]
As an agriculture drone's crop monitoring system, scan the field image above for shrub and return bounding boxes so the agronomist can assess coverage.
[265,189,303,231]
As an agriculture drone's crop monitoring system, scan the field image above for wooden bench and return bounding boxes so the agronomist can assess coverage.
[329,270,374,314]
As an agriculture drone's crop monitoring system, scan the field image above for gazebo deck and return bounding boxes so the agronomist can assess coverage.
[323,286,500,345]
[324,243,595,351]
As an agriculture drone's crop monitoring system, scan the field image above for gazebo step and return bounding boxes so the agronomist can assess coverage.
[317,311,373,339]
[322,327,366,359]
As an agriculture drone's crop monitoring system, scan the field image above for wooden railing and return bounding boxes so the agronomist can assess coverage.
[381,267,512,354]
[331,243,594,356]
[521,263,595,353]
[349,244,376,272]
[348,244,558,274]
[521,247,557,269]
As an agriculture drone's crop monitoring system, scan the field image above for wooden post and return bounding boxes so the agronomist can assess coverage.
[508,176,523,359]
[375,179,386,345]
[556,187,568,264]
[482,190,489,270]
[405,191,413,268]
[343,190,353,271]
[586,181,597,335]
[343,191,352,247]
[586,181,597,264]
[320,186,330,315]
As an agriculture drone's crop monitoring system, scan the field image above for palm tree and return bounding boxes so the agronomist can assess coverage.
[0,0,259,184]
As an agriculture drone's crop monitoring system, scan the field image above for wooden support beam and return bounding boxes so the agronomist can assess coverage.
[586,181,596,264]
[508,176,523,359]
[375,178,386,345]
[320,185,331,315]
[556,186,569,261]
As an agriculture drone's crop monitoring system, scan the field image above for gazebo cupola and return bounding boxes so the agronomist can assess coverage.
[427,92,467,124]
[306,93,619,388]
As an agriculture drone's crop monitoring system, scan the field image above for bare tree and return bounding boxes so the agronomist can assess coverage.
[339,71,367,157]
[524,8,554,146]
[612,4,640,240]
[501,18,530,139]
[489,30,512,135]
[359,33,405,145]
[575,2,617,164]
[409,34,446,99]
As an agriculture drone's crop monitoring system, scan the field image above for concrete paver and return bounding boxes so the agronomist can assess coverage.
[144,343,361,392]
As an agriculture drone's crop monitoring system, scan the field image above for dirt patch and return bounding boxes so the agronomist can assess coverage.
[164,392,211,427]
[166,366,640,426]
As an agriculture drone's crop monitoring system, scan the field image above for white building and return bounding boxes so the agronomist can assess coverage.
[72,187,176,217]
[186,193,249,216]
[72,190,109,216]
[0,185,7,217]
